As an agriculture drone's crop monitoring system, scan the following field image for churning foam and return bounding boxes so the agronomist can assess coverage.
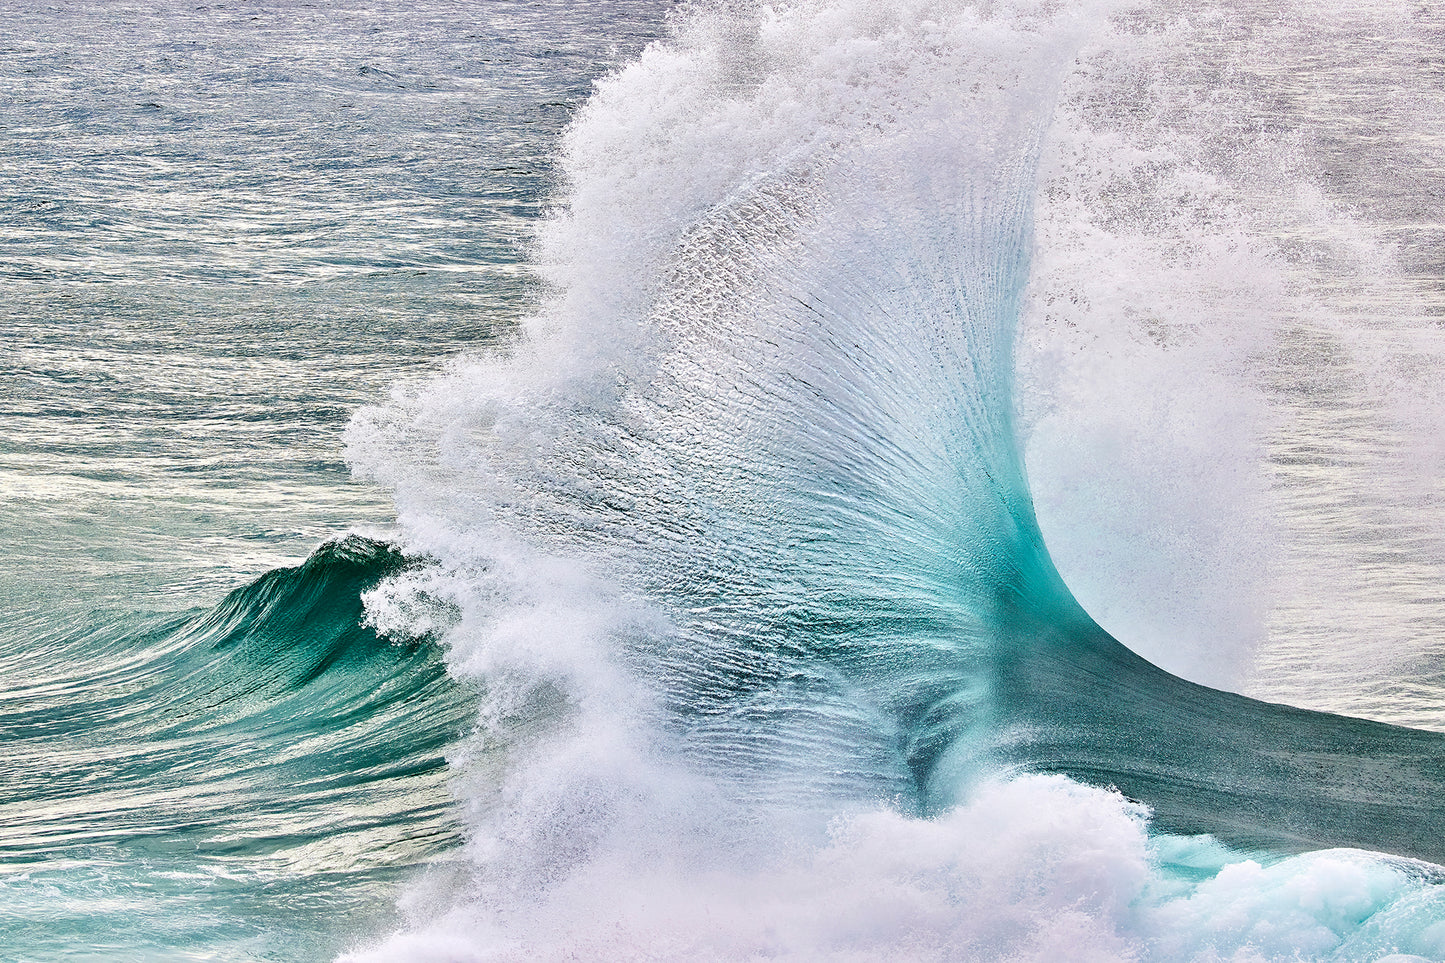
[343,776,1445,962]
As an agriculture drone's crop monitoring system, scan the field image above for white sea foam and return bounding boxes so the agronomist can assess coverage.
[343,775,1445,962]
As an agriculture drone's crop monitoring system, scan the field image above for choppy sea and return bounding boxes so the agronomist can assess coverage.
[3,1,1445,960]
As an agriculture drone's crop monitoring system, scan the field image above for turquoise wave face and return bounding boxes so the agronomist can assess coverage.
[934,593,1445,863]
[0,537,475,961]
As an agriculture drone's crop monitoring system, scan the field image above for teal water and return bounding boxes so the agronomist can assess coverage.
[2,538,472,959]
[5,1,1445,961]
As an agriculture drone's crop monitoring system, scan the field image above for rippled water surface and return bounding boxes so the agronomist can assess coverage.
[0,0,664,616]
[0,2,664,958]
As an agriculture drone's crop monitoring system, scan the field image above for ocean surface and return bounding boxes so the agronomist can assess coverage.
[2,0,1444,960]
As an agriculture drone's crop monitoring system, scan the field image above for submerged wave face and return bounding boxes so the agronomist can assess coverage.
[344,0,1445,960]
[0,537,475,960]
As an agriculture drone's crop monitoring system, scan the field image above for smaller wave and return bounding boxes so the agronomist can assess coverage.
[163,535,455,722]
[0,536,476,961]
